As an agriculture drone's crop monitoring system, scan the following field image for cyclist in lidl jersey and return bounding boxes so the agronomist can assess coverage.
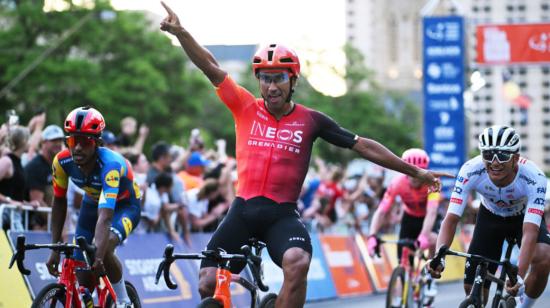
[428,126,550,308]
[46,107,141,308]
[160,3,451,307]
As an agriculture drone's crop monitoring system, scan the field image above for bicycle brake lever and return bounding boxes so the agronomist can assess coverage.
[508,263,518,286]
[10,236,30,275]
[160,245,178,289]
[430,245,448,270]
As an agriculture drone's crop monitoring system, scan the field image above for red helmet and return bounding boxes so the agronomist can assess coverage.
[64,107,105,136]
[402,148,430,169]
[252,44,300,77]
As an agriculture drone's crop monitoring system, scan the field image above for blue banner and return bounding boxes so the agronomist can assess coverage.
[423,16,466,197]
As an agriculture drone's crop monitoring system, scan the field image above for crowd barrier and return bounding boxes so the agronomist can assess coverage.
[1,230,469,307]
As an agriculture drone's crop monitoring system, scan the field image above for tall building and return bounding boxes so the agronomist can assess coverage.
[346,0,550,171]
[346,0,425,91]
[466,0,550,170]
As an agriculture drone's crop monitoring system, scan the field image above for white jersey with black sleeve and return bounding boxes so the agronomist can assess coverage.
[447,155,547,226]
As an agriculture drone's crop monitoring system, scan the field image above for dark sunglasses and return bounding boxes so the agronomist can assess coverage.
[65,135,97,149]
[257,72,290,85]
[482,150,514,163]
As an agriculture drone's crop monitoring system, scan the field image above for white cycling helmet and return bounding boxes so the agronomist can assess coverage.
[478,125,520,153]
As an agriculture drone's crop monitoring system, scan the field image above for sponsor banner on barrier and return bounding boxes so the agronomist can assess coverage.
[261,233,337,301]
[6,232,253,307]
[1,232,32,307]
[319,235,373,297]
[8,231,57,298]
[355,234,395,292]
[476,23,550,64]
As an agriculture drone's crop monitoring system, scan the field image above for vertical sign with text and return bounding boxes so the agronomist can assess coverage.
[423,16,466,197]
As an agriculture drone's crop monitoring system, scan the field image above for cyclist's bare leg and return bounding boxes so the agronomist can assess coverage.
[277,247,311,308]
[524,243,550,298]
[198,267,217,298]
[464,284,490,305]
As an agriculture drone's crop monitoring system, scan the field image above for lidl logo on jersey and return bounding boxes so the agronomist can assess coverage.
[105,170,120,188]
[122,217,133,236]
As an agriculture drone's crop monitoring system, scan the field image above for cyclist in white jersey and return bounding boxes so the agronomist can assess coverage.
[428,126,550,308]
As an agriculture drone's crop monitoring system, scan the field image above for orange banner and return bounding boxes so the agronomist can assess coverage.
[476,23,550,64]
[319,235,374,297]
[355,234,395,292]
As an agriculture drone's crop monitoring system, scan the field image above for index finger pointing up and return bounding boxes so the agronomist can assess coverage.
[161,1,175,15]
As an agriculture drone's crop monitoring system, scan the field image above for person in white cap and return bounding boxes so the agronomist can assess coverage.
[24,125,64,229]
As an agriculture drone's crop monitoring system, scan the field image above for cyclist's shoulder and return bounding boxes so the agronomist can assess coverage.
[53,149,72,166]
[516,157,546,186]
[458,156,485,177]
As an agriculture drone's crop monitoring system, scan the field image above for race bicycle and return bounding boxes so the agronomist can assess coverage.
[430,237,518,308]
[156,238,277,308]
[9,235,141,308]
[372,237,434,308]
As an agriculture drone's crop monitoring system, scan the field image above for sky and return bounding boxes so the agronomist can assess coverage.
[110,0,348,96]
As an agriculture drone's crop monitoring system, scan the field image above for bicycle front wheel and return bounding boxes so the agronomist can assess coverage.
[197,297,223,308]
[458,296,479,308]
[31,283,66,308]
[386,266,410,308]
[259,293,278,308]
[105,281,142,308]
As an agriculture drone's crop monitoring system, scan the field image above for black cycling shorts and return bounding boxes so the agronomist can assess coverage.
[464,205,550,288]
[200,196,313,273]
[397,211,442,259]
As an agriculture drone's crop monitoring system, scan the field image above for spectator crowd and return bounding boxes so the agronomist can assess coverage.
[2,109,550,243]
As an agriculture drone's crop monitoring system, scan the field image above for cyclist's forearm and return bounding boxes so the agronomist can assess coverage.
[517,223,538,278]
[420,206,438,236]
[436,213,459,249]
[353,137,419,178]
[50,197,67,243]
[173,28,226,85]
[94,209,113,261]
[368,208,385,235]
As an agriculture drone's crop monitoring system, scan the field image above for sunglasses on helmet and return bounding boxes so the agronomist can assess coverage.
[65,135,97,149]
[257,72,290,85]
[481,150,515,163]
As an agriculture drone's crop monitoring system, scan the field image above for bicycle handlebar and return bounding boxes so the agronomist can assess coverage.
[8,235,97,276]
[430,245,518,284]
[155,240,269,292]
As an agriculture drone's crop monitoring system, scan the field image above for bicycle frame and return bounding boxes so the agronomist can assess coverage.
[431,239,518,308]
[9,235,117,308]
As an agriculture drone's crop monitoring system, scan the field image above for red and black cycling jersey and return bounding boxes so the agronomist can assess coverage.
[216,75,358,204]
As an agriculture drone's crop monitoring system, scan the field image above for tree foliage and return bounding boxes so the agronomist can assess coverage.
[0,1,420,162]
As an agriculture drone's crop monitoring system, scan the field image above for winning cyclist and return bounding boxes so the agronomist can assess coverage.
[367,148,441,296]
[428,126,550,308]
[159,2,451,306]
[46,107,141,308]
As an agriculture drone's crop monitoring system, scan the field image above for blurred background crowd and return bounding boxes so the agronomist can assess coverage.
[3,109,549,245]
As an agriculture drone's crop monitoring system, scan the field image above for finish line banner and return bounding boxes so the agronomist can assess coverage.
[476,23,550,64]
[423,15,466,197]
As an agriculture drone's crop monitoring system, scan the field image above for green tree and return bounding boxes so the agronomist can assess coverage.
[0,0,213,152]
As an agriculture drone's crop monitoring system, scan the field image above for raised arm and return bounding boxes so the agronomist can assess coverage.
[159,1,226,86]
